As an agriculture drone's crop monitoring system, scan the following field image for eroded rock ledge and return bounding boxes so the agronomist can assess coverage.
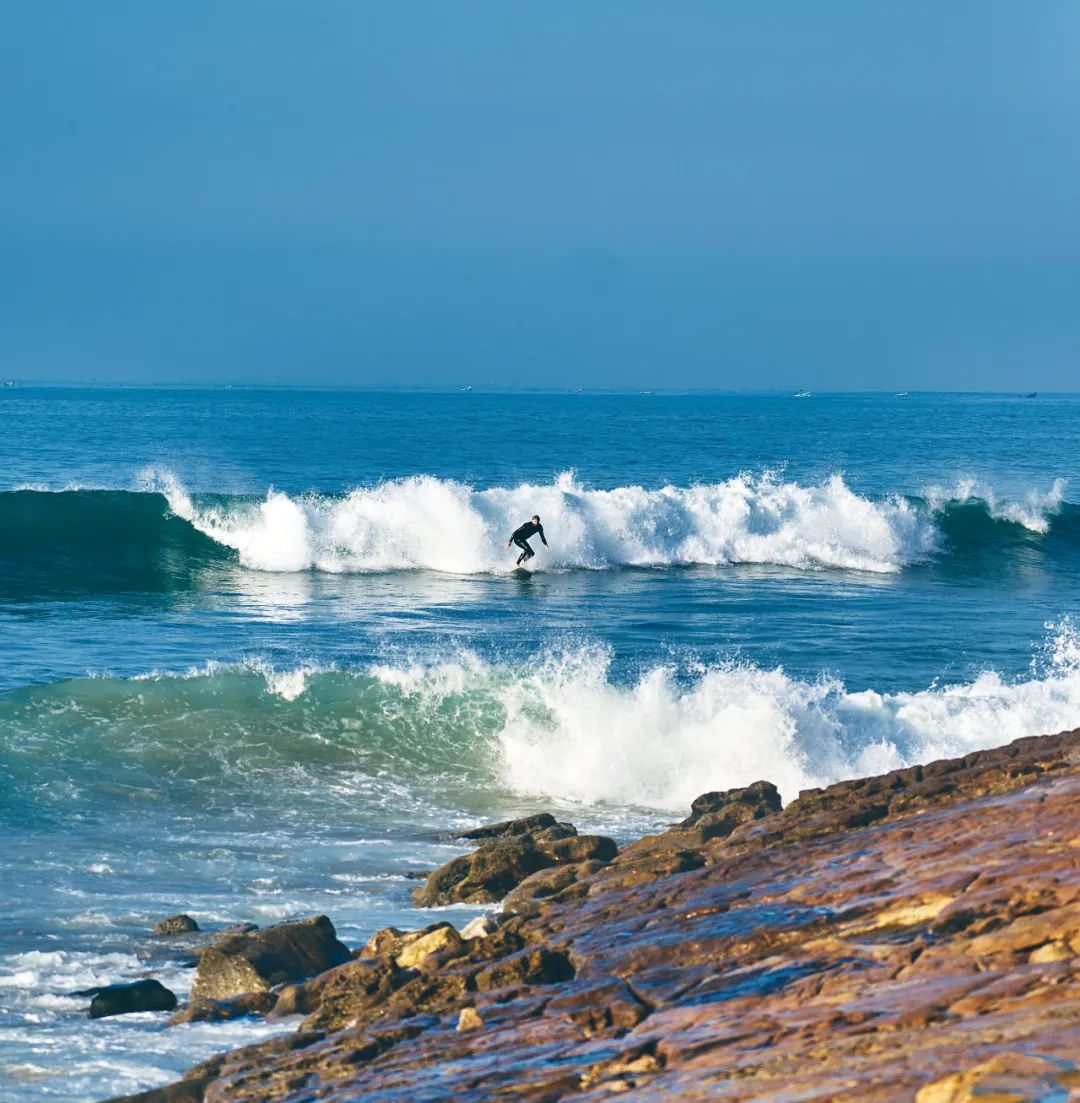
[107,729,1080,1102]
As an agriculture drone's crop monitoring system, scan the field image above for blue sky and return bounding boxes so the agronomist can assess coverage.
[2,3,1079,389]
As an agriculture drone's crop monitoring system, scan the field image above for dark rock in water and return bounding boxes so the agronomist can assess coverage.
[152,914,199,937]
[191,915,351,1001]
[166,991,277,1025]
[458,812,560,840]
[83,979,177,1019]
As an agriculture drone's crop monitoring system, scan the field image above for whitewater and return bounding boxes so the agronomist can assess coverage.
[144,467,1071,576]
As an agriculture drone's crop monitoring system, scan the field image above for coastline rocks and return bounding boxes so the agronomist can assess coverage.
[99,728,1080,1103]
[82,979,177,1019]
[677,779,781,839]
[191,915,351,1001]
[415,814,618,907]
[167,991,276,1025]
[153,915,199,937]
[502,860,606,917]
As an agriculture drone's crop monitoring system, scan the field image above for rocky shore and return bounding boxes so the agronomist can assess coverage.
[104,729,1080,1102]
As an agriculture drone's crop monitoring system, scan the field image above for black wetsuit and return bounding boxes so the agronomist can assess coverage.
[510,520,547,564]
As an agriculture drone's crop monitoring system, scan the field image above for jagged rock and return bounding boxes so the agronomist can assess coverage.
[473,947,574,992]
[152,914,199,937]
[295,956,402,1031]
[460,915,501,940]
[458,813,561,840]
[99,729,1080,1103]
[678,780,782,841]
[541,834,617,864]
[361,922,454,962]
[502,860,606,917]
[412,838,553,906]
[191,915,351,1000]
[394,925,464,968]
[457,1006,483,1031]
[167,991,276,1025]
[415,816,615,908]
[82,979,177,1019]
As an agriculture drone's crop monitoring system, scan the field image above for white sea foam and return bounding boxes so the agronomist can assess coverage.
[368,620,1080,809]
[926,477,1067,533]
[145,468,939,575]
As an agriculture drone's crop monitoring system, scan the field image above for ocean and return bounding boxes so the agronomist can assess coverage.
[1,387,1078,1100]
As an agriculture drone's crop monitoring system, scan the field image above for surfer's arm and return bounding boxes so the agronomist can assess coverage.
[539,525,548,546]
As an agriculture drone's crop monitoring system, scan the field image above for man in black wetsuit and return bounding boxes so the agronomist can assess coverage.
[506,515,548,566]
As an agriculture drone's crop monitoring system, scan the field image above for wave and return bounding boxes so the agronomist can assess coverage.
[3,623,1078,818]
[0,472,1075,594]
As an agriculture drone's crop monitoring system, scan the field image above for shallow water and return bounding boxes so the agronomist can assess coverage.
[1,388,1078,1099]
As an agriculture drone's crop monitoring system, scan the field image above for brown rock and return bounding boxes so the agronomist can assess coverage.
[412,838,553,906]
[458,813,560,840]
[191,915,351,1000]
[101,728,1080,1103]
[473,946,574,992]
[297,956,401,1032]
[540,834,617,864]
[84,979,177,1019]
[167,991,277,1025]
[457,1006,484,1031]
[502,860,606,917]
[152,914,199,937]
[394,925,464,968]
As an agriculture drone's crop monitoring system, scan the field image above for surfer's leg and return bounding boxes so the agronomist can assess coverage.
[514,537,533,565]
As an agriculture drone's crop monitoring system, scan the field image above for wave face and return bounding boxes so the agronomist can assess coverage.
[4,623,1078,819]
[1,472,1075,593]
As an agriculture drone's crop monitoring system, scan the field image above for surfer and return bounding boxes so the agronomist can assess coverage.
[506,515,548,566]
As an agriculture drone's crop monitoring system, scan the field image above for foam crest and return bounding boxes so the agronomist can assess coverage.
[368,624,1080,810]
[926,478,1067,533]
[154,469,938,575]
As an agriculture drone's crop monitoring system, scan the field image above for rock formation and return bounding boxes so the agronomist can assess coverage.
[104,728,1080,1102]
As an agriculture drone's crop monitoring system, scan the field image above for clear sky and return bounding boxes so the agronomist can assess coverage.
[3,3,1079,390]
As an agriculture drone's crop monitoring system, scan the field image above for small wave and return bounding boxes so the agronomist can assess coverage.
[926,478,1067,533]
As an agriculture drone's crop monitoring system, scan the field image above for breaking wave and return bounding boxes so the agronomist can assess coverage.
[3,623,1078,817]
[1,470,1075,593]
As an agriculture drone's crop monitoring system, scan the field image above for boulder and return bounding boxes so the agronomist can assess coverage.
[412,838,553,906]
[395,925,464,968]
[474,946,574,992]
[503,860,606,917]
[299,957,402,1032]
[541,835,617,864]
[167,991,277,1025]
[191,915,351,1001]
[679,780,782,839]
[458,813,561,840]
[457,1006,484,1031]
[152,914,199,937]
[83,979,178,1019]
[461,915,501,940]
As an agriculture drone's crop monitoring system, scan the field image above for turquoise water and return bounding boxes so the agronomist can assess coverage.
[1,388,1079,1099]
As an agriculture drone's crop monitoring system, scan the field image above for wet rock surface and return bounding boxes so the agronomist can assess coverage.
[152,914,200,937]
[190,915,351,1001]
[82,979,178,1019]
[104,728,1080,1102]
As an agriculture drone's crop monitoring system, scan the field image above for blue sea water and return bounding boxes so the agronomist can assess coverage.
[1,387,1078,1100]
